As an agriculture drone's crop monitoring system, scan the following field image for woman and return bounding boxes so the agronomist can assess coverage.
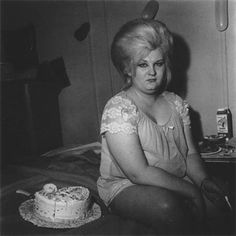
[97,18,229,234]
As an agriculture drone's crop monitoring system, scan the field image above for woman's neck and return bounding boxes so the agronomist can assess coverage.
[127,87,162,106]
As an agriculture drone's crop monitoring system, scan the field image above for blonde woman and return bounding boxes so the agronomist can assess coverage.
[97,18,229,234]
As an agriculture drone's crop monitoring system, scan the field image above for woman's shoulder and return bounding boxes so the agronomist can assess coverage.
[104,90,138,111]
[163,91,190,124]
[101,91,139,135]
[163,91,181,101]
[162,91,187,106]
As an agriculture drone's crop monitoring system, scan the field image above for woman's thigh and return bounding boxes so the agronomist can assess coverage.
[110,184,193,234]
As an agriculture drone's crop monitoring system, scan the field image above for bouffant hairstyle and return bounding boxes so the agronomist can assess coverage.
[111,18,173,88]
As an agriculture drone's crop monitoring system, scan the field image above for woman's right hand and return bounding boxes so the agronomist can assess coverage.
[200,177,229,211]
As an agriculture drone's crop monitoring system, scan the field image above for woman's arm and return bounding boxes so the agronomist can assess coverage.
[184,124,209,187]
[184,125,228,210]
[105,131,200,199]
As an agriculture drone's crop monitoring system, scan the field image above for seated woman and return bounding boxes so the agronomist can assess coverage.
[97,18,231,234]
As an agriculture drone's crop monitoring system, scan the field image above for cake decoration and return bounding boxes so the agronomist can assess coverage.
[43,183,57,193]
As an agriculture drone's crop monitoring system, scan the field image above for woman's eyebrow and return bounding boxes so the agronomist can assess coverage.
[155,59,164,62]
[139,58,164,63]
[139,59,147,62]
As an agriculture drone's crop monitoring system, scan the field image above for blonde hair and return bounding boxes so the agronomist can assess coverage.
[111,18,173,88]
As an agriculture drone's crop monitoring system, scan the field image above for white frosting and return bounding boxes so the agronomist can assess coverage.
[34,185,91,222]
[43,183,57,193]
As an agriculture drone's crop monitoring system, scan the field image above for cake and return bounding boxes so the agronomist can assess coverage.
[34,184,91,222]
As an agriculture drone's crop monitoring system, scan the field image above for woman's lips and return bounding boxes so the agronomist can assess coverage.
[147,78,157,82]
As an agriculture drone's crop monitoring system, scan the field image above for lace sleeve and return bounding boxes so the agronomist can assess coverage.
[100,95,139,135]
[173,94,191,126]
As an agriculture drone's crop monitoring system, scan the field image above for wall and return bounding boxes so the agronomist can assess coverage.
[89,0,236,139]
[155,0,236,138]
[2,0,236,148]
[227,0,236,139]
[34,1,100,145]
[1,0,100,146]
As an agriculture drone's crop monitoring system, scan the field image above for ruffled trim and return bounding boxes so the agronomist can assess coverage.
[101,93,139,135]
[174,99,190,125]
[101,122,137,135]
[163,92,191,126]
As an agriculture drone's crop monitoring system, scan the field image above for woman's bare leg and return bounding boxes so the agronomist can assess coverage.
[110,185,198,235]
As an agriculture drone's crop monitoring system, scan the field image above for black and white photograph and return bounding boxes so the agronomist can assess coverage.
[1,0,236,235]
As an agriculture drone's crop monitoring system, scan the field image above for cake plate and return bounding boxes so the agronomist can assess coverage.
[19,199,101,229]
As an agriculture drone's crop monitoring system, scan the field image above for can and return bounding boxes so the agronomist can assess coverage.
[216,108,233,139]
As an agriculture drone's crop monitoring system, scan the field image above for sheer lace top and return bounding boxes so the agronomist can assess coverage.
[100,90,191,179]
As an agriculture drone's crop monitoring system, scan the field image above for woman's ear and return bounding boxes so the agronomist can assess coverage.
[124,68,132,77]
[127,71,132,77]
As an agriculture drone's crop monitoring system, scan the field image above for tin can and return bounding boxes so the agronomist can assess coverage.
[216,108,233,139]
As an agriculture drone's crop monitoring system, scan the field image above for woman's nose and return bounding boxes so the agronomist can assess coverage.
[148,65,156,75]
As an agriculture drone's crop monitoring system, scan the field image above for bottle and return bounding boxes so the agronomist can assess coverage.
[216,108,233,139]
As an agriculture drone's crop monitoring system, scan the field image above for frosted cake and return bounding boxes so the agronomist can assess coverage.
[34,184,91,222]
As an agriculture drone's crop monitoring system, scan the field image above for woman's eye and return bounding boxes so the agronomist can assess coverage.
[138,61,164,69]
[155,61,164,67]
[138,63,148,68]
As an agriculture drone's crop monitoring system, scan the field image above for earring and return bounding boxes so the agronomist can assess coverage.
[127,77,132,86]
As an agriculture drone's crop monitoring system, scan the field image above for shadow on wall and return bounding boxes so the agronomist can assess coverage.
[190,108,204,143]
[168,33,190,99]
[167,33,204,143]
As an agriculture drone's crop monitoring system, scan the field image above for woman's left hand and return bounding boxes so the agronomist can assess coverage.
[200,178,229,211]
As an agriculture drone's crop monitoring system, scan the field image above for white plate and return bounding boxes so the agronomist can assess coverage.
[19,199,101,229]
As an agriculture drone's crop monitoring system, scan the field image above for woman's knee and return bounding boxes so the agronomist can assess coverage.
[151,187,186,217]
[111,185,187,221]
[110,185,193,234]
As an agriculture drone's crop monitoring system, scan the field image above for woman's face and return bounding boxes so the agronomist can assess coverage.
[130,48,166,95]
